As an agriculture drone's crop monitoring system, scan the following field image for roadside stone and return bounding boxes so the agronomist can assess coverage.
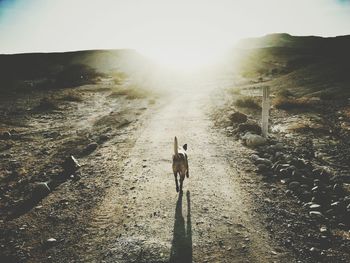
[230,111,247,123]
[237,122,262,135]
[62,155,80,174]
[257,164,269,173]
[242,133,266,147]
[309,211,324,220]
[32,182,51,199]
[320,226,328,234]
[1,131,12,139]
[288,181,301,191]
[46,238,57,243]
[309,204,321,210]
[82,142,98,155]
[254,158,272,167]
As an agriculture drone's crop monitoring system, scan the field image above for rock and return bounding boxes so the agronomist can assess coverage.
[288,181,301,191]
[320,226,328,233]
[251,154,260,161]
[32,182,51,199]
[82,142,98,155]
[330,174,350,184]
[62,155,80,174]
[273,143,284,151]
[309,247,320,254]
[43,131,60,138]
[230,112,247,123]
[1,131,11,139]
[44,237,57,249]
[309,204,321,210]
[257,164,269,173]
[255,158,272,167]
[275,151,284,159]
[242,133,266,147]
[300,176,313,186]
[98,134,110,143]
[309,211,324,220]
[300,191,312,202]
[237,122,262,135]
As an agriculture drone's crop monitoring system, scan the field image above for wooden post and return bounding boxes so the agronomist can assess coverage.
[262,87,270,138]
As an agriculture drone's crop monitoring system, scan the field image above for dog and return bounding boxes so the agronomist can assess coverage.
[172,136,189,193]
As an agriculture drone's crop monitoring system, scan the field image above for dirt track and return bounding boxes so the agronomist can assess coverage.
[72,84,294,262]
[1,79,297,262]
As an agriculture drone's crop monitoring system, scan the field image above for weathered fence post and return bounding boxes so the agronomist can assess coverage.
[262,86,270,138]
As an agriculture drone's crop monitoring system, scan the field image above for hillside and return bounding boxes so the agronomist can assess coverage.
[0,49,153,94]
[233,33,350,98]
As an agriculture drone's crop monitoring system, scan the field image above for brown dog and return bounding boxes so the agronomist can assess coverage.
[172,136,189,193]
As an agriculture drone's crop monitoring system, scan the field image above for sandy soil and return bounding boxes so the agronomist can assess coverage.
[1,79,297,262]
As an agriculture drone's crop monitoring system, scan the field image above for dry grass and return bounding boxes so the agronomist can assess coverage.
[58,91,83,102]
[109,84,154,100]
[234,96,261,110]
[34,97,60,111]
[273,97,312,110]
[228,88,241,96]
[110,71,128,85]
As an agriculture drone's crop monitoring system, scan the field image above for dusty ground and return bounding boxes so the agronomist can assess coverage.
[1,73,349,263]
[0,76,303,263]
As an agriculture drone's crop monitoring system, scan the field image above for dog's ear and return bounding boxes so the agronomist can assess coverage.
[183,144,187,151]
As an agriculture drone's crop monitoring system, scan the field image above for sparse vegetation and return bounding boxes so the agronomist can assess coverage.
[58,91,84,102]
[34,97,60,111]
[110,71,128,85]
[109,84,154,100]
[228,87,241,95]
[55,64,104,88]
[234,96,261,110]
[273,97,312,110]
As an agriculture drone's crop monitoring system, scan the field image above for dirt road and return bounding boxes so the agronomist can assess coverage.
[71,84,293,262]
[1,79,297,262]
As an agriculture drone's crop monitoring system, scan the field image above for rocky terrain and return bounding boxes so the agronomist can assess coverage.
[210,33,350,262]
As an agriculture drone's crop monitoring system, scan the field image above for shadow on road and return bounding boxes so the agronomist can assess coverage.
[169,190,192,263]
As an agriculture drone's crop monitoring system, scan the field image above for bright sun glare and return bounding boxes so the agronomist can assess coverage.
[1,0,350,71]
[139,45,228,71]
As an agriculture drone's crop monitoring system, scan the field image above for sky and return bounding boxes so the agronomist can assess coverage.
[0,0,350,68]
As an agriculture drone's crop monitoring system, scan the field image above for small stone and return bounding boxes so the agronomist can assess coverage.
[46,238,57,243]
[309,211,324,219]
[320,226,328,233]
[255,158,273,167]
[32,182,51,199]
[288,181,301,191]
[257,164,268,173]
[2,131,11,139]
[63,155,80,174]
[83,142,98,154]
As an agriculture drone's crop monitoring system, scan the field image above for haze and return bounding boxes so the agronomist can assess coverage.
[1,0,350,69]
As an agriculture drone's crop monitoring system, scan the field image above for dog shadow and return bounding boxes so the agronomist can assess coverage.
[169,190,192,263]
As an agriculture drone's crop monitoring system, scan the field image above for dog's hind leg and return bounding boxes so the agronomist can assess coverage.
[179,176,184,193]
[185,159,189,178]
[174,172,179,193]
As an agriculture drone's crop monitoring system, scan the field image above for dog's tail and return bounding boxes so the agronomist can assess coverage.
[174,136,179,155]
